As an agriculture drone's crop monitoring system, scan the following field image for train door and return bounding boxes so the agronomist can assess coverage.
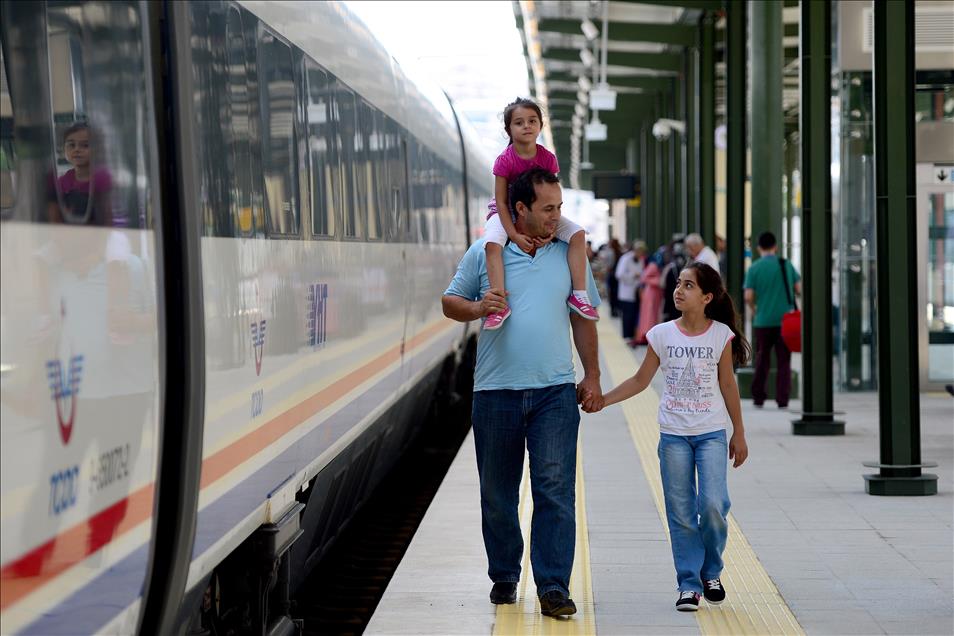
[916,162,954,391]
[0,2,166,634]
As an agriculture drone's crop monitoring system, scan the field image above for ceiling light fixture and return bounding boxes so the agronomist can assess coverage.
[580,18,599,41]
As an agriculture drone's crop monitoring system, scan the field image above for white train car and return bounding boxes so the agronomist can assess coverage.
[0,1,491,634]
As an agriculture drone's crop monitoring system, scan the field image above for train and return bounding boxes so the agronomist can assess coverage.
[0,1,491,633]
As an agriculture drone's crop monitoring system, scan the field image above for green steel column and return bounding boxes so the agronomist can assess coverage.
[865,1,937,495]
[750,0,784,256]
[725,0,746,314]
[675,62,687,236]
[640,124,649,242]
[699,13,716,249]
[792,0,844,436]
[658,92,671,245]
[686,47,698,235]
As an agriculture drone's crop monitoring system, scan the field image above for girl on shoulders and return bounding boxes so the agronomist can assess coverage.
[481,98,597,330]
[587,262,750,612]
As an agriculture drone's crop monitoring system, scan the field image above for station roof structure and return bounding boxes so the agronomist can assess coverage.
[512,0,800,191]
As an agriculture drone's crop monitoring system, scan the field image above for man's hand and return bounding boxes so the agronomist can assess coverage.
[510,232,535,253]
[576,375,602,412]
[729,432,748,468]
[479,288,509,316]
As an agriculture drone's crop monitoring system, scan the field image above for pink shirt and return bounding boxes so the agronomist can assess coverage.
[492,144,560,182]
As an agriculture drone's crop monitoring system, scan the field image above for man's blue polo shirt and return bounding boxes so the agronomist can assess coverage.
[444,238,601,392]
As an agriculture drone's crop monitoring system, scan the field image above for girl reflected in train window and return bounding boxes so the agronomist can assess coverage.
[48,122,113,226]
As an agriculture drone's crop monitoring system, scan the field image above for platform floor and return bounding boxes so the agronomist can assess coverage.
[367,319,953,635]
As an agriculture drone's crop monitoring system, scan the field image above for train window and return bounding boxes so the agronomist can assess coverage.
[354,99,374,240]
[258,27,299,237]
[336,83,362,239]
[0,41,16,217]
[0,1,155,228]
[359,101,383,240]
[226,7,263,237]
[304,59,336,238]
[386,121,409,242]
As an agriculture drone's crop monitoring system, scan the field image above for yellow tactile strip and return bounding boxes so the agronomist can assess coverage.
[599,319,804,635]
[493,445,596,635]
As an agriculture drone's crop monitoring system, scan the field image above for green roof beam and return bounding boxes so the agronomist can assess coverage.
[544,48,683,72]
[536,19,696,46]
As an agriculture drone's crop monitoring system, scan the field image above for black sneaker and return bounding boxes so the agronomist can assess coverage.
[703,578,726,605]
[539,590,577,617]
[490,582,517,604]
[675,590,700,612]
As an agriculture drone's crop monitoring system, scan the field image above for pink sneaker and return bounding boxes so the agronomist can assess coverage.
[567,295,599,320]
[483,307,511,330]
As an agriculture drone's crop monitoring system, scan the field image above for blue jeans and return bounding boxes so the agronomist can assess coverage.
[471,384,580,596]
[658,429,731,593]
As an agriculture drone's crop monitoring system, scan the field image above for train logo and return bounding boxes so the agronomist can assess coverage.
[251,319,267,376]
[307,283,328,348]
[46,303,84,445]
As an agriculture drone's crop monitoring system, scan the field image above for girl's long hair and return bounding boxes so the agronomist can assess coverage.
[502,97,543,145]
[685,262,751,367]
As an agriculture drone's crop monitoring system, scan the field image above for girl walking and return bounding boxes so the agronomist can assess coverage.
[481,98,598,329]
[587,262,750,611]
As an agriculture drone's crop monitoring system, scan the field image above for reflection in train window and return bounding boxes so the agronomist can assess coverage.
[226,7,263,237]
[258,27,299,237]
[358,100,383,240]
[305,59,337,238]
[0,40,16,217]
[336,84,361,238]
[42,1,154,229]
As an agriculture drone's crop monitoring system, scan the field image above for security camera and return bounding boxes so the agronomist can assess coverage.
[652,121,672,141]
[652,118,686,141]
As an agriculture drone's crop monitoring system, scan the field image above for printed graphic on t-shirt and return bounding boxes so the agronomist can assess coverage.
[662,344,719,414]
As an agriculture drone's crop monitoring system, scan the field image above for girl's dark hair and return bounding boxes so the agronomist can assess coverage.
[684,262,751,366]
[503,97,543,145]
[62,121,89,144]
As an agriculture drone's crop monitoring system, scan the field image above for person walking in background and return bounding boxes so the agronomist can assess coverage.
[615,241,646,345]
[715,235,727,281]
[606,238,623,318]
[582,262,750,612]
[743,231,801,409]
[635,248,665,344]
[685,233,720,271]
[661,238,688,324]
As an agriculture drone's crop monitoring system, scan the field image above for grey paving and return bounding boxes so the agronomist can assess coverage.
[368,327,953,635]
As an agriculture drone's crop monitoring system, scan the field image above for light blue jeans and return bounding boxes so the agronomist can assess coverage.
[658,429,731,593]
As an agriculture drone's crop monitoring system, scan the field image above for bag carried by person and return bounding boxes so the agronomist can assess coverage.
[779,257,801,352]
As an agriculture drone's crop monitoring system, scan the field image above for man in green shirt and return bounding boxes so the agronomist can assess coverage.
[743,232,801,408]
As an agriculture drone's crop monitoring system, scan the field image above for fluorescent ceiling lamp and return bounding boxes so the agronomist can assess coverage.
[576,90,588,104]
[585,115,607,142]
[577,76,592,92]
[580,18,599,41]
[579,47,595,67]
[589,84,617,111]
[575,103,587,118]
[580,161,594,170]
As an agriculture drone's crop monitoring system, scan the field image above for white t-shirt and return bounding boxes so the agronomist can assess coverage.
[692,245,720,271]
[646,319,734,436]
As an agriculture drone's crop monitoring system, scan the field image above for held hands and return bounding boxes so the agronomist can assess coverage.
[576,376,604,413]
[729,432,748,468]
[479,288,508,317]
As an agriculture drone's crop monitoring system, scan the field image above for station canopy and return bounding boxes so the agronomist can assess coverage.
[512,1,800,191]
